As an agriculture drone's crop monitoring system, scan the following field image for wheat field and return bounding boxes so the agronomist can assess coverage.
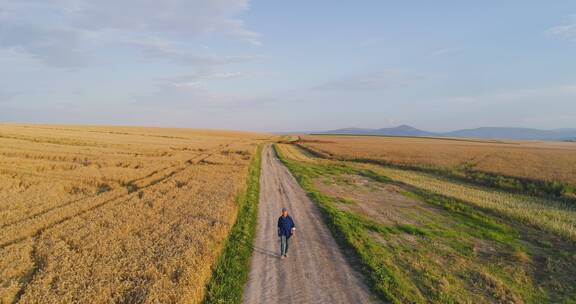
[300,135,576,185]
[0,124,266,304]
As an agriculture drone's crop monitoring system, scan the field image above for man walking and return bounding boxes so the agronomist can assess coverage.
[277,207,296,259]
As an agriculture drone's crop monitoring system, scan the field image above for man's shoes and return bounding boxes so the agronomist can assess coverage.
[284,254,288,258]
[280,255,285,259]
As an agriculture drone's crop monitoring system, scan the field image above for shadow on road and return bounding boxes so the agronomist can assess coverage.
[231,231,280,258]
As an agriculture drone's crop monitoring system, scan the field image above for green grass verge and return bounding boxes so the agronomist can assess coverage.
[203,144,263,304]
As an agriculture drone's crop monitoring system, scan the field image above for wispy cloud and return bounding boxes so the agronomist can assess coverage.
[0,25,92,68]
[137,70,261,108]
[547,15,576,41]
[548,24,576,41]
[127,37,257,66]
[159,71,247,83]
[440,83,576,106]
[429,47,463,56]
[0,0,260,68]
[313,70,434,91]
[138,83,265,109]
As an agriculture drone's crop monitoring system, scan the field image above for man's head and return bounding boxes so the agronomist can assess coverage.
[281,207,288,217]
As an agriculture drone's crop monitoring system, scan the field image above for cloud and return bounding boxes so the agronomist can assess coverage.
[430,47,463,56]
[67,0,259,43]
[547,15,576,41]
[440,83,576,106]
[0,25,91,67]
[137,71,261,108]
[159,71,247,83]
[138,83,264,109]
[0,0,259,67]
[128,38,256,66]
[313,70,433,91]
[548,24,576,41]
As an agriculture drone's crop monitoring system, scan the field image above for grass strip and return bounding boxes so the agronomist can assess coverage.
[203,144,263,304]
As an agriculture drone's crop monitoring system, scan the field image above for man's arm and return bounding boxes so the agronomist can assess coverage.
[277,217,281,236]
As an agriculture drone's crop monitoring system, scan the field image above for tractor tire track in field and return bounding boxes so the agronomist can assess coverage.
[243,145,380,304]
[0,144,232,249]
[7,143,240,303]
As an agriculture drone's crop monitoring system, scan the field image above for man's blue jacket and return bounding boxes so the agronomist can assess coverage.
[278,215,295,238]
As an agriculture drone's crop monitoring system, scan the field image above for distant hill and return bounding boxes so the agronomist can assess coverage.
[315,126,576,141]
[322,125,435,137]
[375,125,437,137]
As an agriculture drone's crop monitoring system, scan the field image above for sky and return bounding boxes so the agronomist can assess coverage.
[0,0,575,132]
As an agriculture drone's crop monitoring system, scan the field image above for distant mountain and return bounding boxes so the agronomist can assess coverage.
[314,126,576,141]
[375,125,436,137]
[444,127,576,140]
[445,127,551,140]
[553,129,576,141]
[322,125,435,137]
[320,127,376,135]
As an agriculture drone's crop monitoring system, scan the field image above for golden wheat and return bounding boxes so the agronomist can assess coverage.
[0,124,267,304]
[274,144,315,163]
[300,135,576,185]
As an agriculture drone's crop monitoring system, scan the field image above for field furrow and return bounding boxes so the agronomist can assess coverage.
[0,125,265,304]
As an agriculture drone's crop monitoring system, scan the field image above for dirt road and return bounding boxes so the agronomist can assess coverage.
[243,145,379,303]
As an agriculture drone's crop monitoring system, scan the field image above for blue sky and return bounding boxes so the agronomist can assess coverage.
[0,1,575,132]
